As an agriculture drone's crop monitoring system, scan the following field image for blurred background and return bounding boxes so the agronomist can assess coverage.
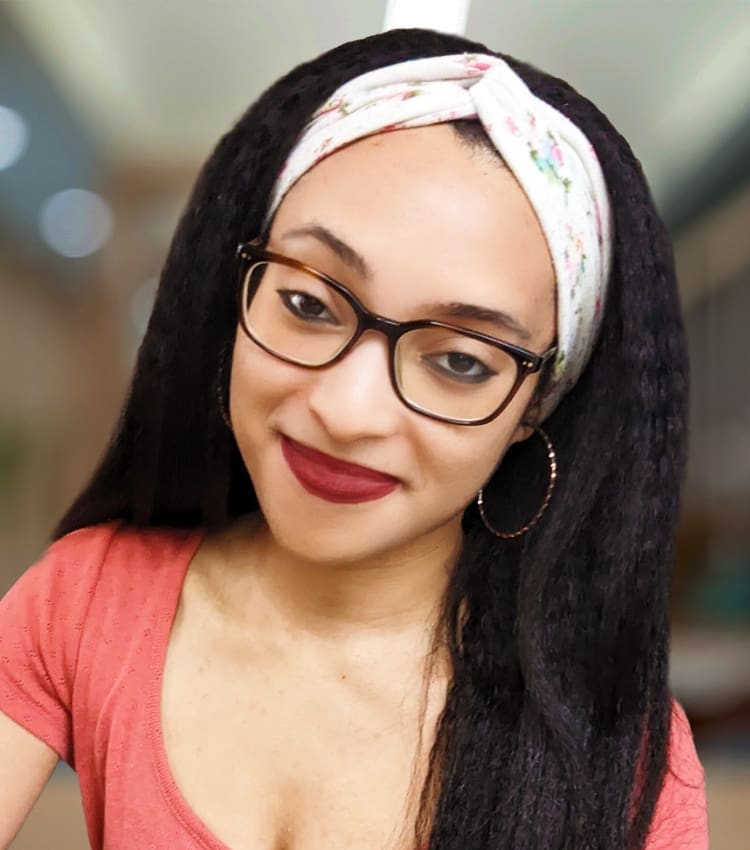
[1,0,748,847]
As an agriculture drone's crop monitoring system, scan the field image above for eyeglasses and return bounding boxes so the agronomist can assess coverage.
[236,242,557,426]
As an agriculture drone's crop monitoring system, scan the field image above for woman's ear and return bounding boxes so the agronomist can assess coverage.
[509,420,535,446]
[512,370,551,444]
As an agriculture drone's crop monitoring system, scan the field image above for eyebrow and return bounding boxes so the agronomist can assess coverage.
[423,301,533,341]
[281,223,371,279]
[280,223,533,341]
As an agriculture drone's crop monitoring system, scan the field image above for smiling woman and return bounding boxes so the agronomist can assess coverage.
[0,27,706,850]
[230,125,556,569]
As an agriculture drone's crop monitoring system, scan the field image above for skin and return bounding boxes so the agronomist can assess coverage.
[161,125,557,850]
[230,124,556,576]
[0,126,556,849]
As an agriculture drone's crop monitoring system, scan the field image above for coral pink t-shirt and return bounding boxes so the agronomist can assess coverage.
[0,524,708,849]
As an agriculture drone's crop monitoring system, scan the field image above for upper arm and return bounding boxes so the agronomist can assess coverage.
[0,524,116,767]
[0,709,59,849]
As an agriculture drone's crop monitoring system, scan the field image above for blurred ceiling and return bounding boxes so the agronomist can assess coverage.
[3,0,750,231]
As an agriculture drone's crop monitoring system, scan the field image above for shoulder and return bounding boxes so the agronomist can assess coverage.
[646,699,708,850]
[0,522,204,762]
[47,519,203,566]
[666,701,705,786]
[2,522,205,623]
[1,522,119,622]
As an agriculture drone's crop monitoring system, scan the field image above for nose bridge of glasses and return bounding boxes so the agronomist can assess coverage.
[321,316,403,414]
[357,310,406,346]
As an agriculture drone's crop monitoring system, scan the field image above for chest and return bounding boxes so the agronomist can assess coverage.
[160,608,442,850]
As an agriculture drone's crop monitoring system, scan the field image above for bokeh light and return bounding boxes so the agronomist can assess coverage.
[0,105,29,170]
[38,188,114,257]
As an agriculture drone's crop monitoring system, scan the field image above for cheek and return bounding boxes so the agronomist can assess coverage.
[415,419,518,506]
[419,380,539,502]
[228,334,310,497]
[229,332,299,424]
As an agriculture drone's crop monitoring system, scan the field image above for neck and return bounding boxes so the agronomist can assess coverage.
[219,513,462,644]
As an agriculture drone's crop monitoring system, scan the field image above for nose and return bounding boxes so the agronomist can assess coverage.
[306,332,403,442]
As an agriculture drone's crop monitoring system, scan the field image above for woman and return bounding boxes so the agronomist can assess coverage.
[0,27,706,850]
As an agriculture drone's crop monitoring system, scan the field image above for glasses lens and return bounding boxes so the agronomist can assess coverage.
[395,327,520,422]
[242,261,357,365]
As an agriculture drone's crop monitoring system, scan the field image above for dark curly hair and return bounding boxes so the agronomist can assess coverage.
[55,28,688,850]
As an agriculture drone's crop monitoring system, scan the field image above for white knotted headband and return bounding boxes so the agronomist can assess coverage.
[265,54,612,421]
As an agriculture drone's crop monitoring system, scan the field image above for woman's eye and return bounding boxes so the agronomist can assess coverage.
[423,352,497,383]
[279,290,340,325]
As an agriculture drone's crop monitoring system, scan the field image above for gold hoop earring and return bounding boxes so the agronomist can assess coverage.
[477,426,557,539]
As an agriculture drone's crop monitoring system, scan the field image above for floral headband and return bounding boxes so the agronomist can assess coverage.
[266,54,613,420]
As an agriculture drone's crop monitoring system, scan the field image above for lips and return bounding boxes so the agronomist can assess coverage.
[281,436,399,503]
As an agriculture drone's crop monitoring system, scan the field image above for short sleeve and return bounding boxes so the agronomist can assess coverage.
[645,700,708,850]
[0,524,117,764]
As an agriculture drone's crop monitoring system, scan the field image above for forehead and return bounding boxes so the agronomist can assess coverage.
[268,125,556,339]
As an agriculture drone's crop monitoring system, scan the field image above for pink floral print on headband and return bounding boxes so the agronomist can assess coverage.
[266,54,613,421]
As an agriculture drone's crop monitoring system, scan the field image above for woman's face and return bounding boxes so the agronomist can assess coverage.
[230,124,555,565]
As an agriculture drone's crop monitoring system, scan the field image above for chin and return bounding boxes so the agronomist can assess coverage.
[258,486,463,571]
[260,497,402,566]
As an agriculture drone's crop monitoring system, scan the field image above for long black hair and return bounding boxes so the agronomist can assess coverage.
[55,28,688,850]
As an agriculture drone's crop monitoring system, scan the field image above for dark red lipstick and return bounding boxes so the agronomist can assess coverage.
[281,436,399,503]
